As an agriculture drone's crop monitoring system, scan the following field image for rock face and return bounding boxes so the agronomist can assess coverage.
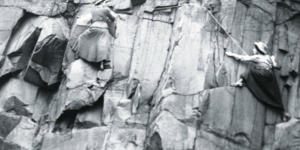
[0,0,68,16]
[272,118,300,150]
[0,0,300,150]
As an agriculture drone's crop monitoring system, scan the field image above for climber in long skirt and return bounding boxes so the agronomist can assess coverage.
[72,0,122,87]
[226,42,291,121]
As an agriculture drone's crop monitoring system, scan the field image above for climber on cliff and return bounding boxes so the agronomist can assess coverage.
[72,0,124,87]
[226,42,291,121]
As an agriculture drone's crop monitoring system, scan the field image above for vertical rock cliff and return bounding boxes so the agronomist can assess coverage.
[0,0,300,149]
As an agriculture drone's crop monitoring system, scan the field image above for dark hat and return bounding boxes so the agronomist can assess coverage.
[254,41,267,54]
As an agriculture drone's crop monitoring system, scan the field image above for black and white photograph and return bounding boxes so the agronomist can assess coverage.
[0,0,299,149]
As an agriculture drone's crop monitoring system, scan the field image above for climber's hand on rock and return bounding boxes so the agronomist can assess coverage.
[226,51,234,57]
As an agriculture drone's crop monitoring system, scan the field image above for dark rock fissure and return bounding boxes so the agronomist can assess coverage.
[145,132,163,150]
[7,27,42,72]
[53,93,105,133]
[52,110,78,133]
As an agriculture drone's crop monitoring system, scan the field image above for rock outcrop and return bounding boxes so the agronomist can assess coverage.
[0,0,300,149]
[0,0,68,16]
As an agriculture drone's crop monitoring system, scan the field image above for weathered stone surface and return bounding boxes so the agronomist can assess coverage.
[105,126,146,150]
[288,77,300,118]
[0,7,24,54]
[49,74,105,123]
[146,132,163,150]
[3,96,32,117]
[144,0,179,12]
[74,0,97,4]
[202,87,235,131]
[113,0,133,12]
[0,14,69,87]
[0,139,21,150]
[5,117,37,150]
[143,8,177,23]
[126,78,139,99]
[0,26,41,78]
[194,87,271,150]
[112,14,139,78]
[63,60,105,110]
[148,86,265,150]
[128,18,172,106]
[0,78,39,115]
[65,59,98,89]
[146,91,201,149]
[274,13,300,118]
[146,111,190,150]
[0,0,68,16]
[48,58,107,133]
[272,118,300,150]
[262,125,275,150]
[48,78,68,122]
[168,4,209,94]
[276,3,299,24]
[0,112,21,139]
[42,127,107,150]
[32,88,57,122]
[52,110,77,133]
[229,87,266,150]
[74,96,104,128]
[147,82,201,149]
[25,35,68,86]
[25,16,70,86]
[155,94,198,123]
[195,130,250,150]
[36,16,70,42]
[103,80,144,125]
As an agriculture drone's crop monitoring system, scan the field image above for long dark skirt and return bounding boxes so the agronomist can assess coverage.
[72,27,111,63]
[241,66,284,109]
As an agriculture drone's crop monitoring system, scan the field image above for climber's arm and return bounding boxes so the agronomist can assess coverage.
[271,55,277,67]
[226,52,258,62]
[106,8,125,21]
[106,8,116,21]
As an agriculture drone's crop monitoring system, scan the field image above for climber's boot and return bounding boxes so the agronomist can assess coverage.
[230,79,243,87]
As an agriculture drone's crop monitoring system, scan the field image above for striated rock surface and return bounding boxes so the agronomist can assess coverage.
[0,7,24,56]
[0,0,68,16]
[272,118,300,150]
[0,0,300,149]
[0,13,69,87]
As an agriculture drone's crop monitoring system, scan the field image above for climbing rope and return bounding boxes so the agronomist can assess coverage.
[152,4,251,96]
[162,5,251,96]
[155,4,249,55]
[203,7,248,55]
[149,4,248,56]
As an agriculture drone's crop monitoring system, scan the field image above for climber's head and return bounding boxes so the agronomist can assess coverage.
[254,42,267,55]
